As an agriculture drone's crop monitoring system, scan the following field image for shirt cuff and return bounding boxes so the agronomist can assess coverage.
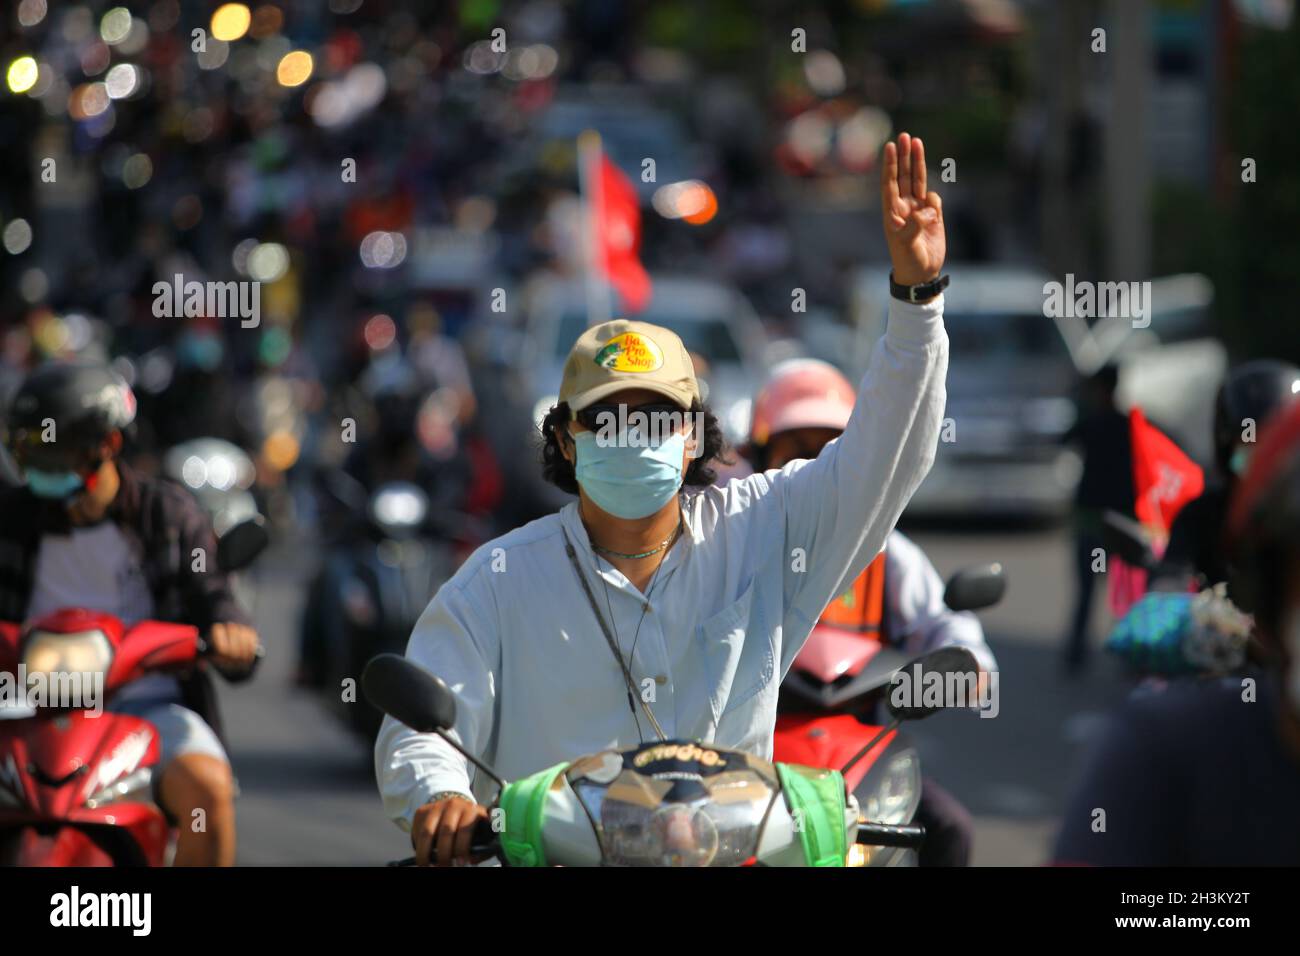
[885,293,946,350]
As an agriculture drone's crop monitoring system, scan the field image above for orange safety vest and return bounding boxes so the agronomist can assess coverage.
[818,550,887,637]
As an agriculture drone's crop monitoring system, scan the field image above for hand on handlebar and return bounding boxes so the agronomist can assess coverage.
[412,794,492,867]
[207,621,262,674]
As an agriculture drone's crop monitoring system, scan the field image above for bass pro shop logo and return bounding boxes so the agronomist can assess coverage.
[594,332,664,373]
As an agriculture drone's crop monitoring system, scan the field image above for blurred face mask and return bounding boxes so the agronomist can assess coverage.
[25,468,86,500]
[572,429,685,520]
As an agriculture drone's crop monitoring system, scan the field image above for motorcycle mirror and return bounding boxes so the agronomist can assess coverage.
[216,516,269,572]
[1101,509,1157,570]
[885,646,982,722]
[943,563,1006,612]
[362,654,457,734]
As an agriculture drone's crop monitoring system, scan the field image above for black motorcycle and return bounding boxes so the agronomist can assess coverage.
[299,470,465,741]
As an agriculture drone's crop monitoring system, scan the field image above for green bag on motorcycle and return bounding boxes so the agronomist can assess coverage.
[776,762,850,867]
[497,761,569,867]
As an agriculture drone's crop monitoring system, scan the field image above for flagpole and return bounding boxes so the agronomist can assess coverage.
[578,129,613,327]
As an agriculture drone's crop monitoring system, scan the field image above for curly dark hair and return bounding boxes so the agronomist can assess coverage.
[540,399,730,495]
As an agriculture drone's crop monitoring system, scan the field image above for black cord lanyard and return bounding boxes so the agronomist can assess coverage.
[562,526,667,742]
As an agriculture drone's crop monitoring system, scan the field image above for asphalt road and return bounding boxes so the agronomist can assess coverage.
[221,520,1132,866]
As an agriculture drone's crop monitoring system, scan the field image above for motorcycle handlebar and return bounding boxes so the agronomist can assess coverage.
[856,821,927,849]
[389,816,500,867]
[389,819,925,865]
[195,634,266,680]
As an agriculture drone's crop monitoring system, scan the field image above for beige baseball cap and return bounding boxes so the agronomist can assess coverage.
[559,319,700,412]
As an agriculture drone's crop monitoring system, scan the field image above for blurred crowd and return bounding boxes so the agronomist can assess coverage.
[0,0,1292,539]
[0,2,1045,518]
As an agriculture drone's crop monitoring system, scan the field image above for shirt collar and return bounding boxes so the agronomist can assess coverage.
[558,495,696,590]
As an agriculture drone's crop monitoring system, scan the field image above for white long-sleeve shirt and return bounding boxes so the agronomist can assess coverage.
[376,295,949,830]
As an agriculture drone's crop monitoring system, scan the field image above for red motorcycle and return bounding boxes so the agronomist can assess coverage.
[0,609,203,865]
[0,518,267,866]
[773,563,1005,866]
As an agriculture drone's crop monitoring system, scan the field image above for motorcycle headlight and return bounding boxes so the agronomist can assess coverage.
[369,483,428,535]
[23,629,113,681]
[858,750,919,827]
[85,767,154,809]
[85,729,154,808]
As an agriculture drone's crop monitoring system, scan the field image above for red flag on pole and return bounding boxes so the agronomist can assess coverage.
[1130,407,1205,535]
[591,153,651,313]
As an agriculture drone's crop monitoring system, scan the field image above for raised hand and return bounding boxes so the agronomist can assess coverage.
[880,132,946,288]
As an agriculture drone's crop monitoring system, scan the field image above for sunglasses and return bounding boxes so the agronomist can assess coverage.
[573,402,691,434]
[6,428,99,472]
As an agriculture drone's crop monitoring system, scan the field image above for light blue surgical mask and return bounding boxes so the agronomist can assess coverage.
[573,430,686,520]
[25,468,85,500]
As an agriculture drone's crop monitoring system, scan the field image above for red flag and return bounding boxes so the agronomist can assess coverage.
[593,155,651,313]
[1130,407,1204,535]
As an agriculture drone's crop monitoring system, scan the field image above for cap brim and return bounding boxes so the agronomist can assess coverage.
[567,380,696,413]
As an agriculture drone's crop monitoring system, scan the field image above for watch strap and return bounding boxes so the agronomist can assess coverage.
[890,271,949,303]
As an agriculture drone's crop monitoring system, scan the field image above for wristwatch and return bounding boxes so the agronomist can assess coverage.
[889,271,950,303]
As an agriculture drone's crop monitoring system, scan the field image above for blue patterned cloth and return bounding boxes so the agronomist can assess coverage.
[1105,592,1198,675]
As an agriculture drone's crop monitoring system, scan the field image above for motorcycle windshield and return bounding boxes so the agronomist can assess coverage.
[567,741,780,867]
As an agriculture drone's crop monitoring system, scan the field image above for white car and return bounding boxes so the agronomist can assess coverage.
[850,264,1083,519]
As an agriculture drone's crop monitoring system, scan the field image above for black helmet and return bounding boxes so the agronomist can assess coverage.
[1213,360,1300,476]
[4,361,136,471]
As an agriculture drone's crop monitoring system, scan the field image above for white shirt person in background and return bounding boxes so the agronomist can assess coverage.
[742,356,997,865]
[376,132,951,866]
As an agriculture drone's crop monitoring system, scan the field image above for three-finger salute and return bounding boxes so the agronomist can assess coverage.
[881,132,946,290]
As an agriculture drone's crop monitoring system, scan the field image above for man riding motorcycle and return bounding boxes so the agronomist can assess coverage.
[1053,396,1300,865]
[377,131,954,866]
[746,357,997,866]
[0,362,260,866]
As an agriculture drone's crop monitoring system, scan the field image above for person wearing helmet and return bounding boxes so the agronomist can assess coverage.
[1149,360,1300,596]
[0,361,261,866]
[1053,399,1300,865]
[747,358,997,867]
